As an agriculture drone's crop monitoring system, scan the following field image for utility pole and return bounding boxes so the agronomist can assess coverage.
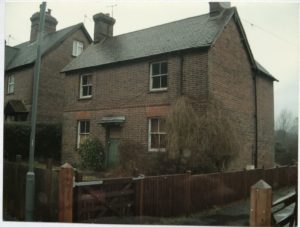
[25,2,46,221]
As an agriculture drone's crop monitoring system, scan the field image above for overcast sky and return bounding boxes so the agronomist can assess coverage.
[3,0,299,121]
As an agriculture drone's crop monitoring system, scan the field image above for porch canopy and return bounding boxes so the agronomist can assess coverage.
[98,116,125,127]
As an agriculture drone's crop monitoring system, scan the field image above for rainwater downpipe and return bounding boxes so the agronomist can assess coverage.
[253,70,258,168]
[179,53,184,96]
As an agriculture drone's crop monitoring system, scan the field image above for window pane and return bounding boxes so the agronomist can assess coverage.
[160,134,166,149]
[152,76,160,89]
[151,134,159,149]
[82,86,88,96]
[159,118,166,132]
[82,76,88,85]
[161,75,167,88]
[151,119,159,132]
[161,62,168,74]
[88,86,92,96]
[85,121,90,133]
[80,121,85,133]
[152,63,160,75]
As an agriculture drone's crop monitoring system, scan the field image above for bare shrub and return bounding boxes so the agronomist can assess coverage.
[165,96,240,173]
[117,139,151,176]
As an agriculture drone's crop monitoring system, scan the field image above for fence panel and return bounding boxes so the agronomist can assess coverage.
[190,172,223,212]
[222,170,245,204]
[3,161,59,221]
[141,174,187,217]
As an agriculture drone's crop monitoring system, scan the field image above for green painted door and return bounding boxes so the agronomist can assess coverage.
[107,139,120,168]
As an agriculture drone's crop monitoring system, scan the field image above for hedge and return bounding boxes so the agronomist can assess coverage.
[4,122,62,162]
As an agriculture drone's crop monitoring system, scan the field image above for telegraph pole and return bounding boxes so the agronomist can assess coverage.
[25,2,46,221]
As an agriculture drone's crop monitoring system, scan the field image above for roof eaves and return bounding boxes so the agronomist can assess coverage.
[61,45,210,73]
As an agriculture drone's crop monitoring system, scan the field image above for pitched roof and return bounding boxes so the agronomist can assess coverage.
[5,23,92,71]
[62,8,235,72]
[255,60,278,81]
[62,7,277,82]
[5,46,19,68]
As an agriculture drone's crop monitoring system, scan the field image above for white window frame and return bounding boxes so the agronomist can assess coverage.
[149,61,168,91]
[7,75,15,94]
[148,118,166,152]
[80,74,92,99]
[72,40,84,57]
[77,120,90,148]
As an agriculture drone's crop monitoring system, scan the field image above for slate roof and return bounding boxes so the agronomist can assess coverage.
[5,46,19,68]
[5,23,92,71]
[62,7,276,81]
[255,60,278,81]
[62,8,235,72]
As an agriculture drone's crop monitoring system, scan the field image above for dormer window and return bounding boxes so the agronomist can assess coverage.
[80,75,92,99]
[7,75,15,94]
[150,61,168,91]
[72,40,83,57]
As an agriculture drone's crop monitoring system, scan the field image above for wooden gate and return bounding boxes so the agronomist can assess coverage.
[73,174,135,223]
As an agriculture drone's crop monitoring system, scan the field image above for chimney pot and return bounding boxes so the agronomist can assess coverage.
[30,9,58,42]
[93,12,116,43]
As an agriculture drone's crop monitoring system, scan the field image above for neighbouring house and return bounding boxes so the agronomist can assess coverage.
[4,9,92,123]
[61,2,277,170]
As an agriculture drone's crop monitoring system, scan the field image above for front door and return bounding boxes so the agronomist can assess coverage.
[107,138,120,168]
[106,125,121,168]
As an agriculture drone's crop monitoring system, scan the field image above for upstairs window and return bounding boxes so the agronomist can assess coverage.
[148,118,166,152]
[150,61,168,91]
[72,40,84,57]
[77,120,90,148]
[7,75,15,94]
[80,75,92,98]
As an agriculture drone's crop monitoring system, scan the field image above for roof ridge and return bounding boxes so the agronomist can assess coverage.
[111,12,210,39]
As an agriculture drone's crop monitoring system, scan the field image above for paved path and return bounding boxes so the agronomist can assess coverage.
[171,186,296,226]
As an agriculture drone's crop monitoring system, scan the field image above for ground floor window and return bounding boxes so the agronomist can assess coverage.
[77,120,90,148]
[148,118,166,152]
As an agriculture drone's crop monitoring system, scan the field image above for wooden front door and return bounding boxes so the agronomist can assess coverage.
[107,138,120,168]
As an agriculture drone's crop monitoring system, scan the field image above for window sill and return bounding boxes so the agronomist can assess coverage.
[148,88,168,93]
[78,96,92,101]
[6,92,14,95]
[148,149,166,152]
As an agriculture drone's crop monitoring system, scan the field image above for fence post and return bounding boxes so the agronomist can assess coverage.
[185,171,191,216]
[250,180,272,226]
[135,177,144,223]
[59,163,74,222]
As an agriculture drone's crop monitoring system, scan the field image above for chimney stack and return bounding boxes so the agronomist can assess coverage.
[93,13,115,43]
[209,2,231,16]
[30,8,58,42]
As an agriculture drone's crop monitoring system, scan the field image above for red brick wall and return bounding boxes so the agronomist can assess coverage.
[208,18,256,170]
[208,18,274,169]
[37,29,91,123]
[256,75,275,168]
[4,28,91,123]
[62,51,209,164]
[4,66,34,117]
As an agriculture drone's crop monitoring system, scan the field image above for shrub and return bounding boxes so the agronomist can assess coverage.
[118,139,150,176]
[165,96,240,173]
[78,138,105,171]
[4,122,61,162]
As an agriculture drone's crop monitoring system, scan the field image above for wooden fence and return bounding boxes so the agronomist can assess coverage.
[3,160,297,222]
[72,165,297,222]
[3,161,59,221]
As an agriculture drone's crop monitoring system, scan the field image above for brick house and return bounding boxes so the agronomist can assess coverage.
[4,9,92,123]
[61,3,277,170]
